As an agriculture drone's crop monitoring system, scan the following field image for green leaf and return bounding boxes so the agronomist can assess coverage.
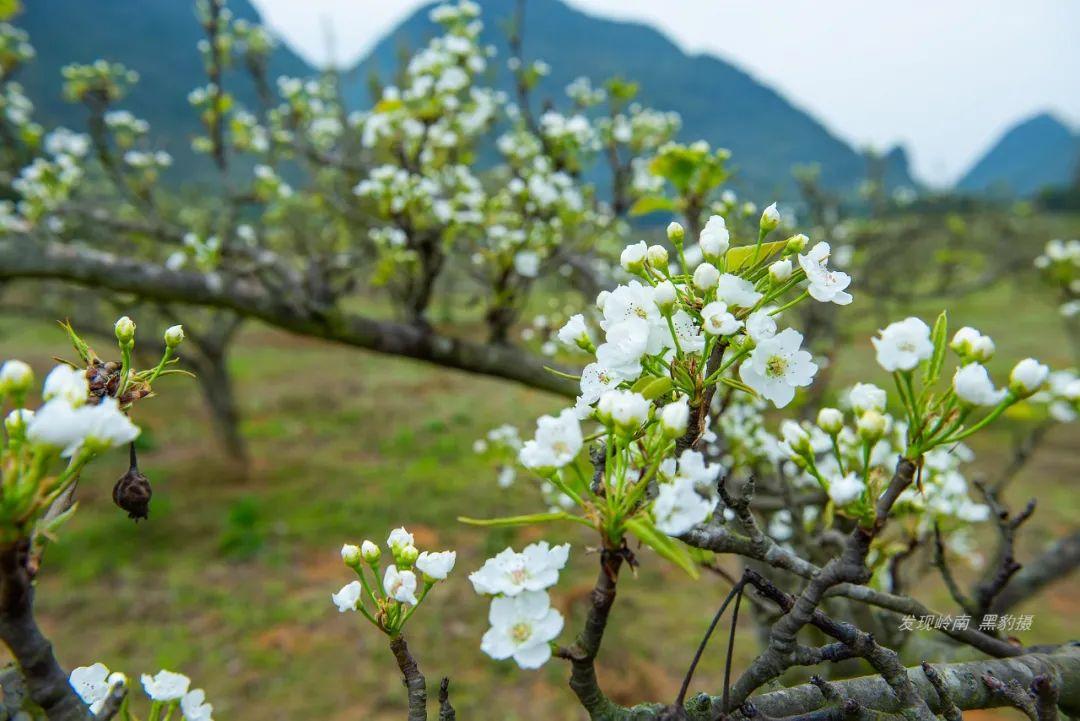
[628,195,676,217]
[639,376,674,400]
[725,240,787,271]
[0,0,20,20]
[922,311,948,387]
[625,516,699,579]
[719,376,758,397]
[458,512,586,528]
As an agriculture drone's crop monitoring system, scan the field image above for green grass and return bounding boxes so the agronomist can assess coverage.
[1,278,1078,720]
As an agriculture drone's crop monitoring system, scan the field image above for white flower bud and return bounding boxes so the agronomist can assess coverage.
[361,539,381,563]
[164,325,185,348]
[666,221,685,244]
[950,326,995,363]
[699,215,730,259]
[1009,358,1049,397]
[340,543,362,565]
[693,262,720,291]
[856,409,887,442]
[397,544,420,566]
[769,259,792,283]
[660,397,690,437]
[0,360,33,396]
[816,407,844,435]
[760,202,781,232]
[785,233,809,254]
[647,244,669,269]
[620,240,648,273]
[596,290,610,311]
[654,280,677,314]
[780,420,812,456]
[597,389,649,431]
[114,316,136,345]
[4,409,33,438]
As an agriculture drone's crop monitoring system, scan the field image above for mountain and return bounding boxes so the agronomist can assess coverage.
[14,0,312,178]
[14,0,915,195]
[956,113,1080,197]
[344,0,916,197]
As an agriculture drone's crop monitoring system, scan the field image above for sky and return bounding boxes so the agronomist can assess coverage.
[249,0,1080,187]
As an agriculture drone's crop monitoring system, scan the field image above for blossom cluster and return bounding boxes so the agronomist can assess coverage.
[331,527,456,636]
[70,663,212,721]
[469,541,569,669]
[1034,238,1080,317]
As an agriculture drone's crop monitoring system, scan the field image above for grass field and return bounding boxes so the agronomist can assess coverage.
[1,277,1078,720]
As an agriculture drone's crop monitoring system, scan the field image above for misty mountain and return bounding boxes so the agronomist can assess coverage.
[956,113,1079,197]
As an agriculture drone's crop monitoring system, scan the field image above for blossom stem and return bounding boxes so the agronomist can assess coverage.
[768,290,809,316]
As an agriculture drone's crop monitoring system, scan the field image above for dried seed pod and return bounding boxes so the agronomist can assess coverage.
[113,465,152,521]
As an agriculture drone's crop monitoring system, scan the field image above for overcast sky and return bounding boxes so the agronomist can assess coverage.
[249,0,1080,187]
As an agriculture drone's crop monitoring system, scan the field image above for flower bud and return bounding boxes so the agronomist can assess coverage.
[0,360,33,397]
[785,233,809,254]
[647,244,669,269]
[693,262,720,291]
[597,389,649,432]
[397,544,420,567]
[3,409,33,439]
[780,420,812,456]
[654,280,677,314]
[760,202,781,233]
[164,324,185,348]
[769,259,792,283]
[856,409,887,442]
[341,543,362,565]
[361,540,381,563]
[620,240,647,273]
[950,326,994,363]
[816,407,844,435]
[1009,358,1049,398]
[596,290,610,311]
[114,316,136,345]
[660,397,690,437]
[699,215,730,260]
[666,221,685,245]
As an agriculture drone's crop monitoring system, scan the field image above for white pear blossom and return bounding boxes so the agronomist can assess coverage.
[42,364,88,406]
[384,565,419,605]
[416,550,457,580]
[598,389,650,428]
[660,397,690,436]
[953,364,1006,406]
[556,314,590,348]
[769,258,792,283]
[0,360,33,394]
[387,527,414,550]
[181,689,214,721]
[27,397,139,457]
[739,329,817,408]
[950,327,994,362]
[827,473,865,506]
[798,242,853,305]
[595,319,650,381]
[480,590,564,669]
[620,240,647,271]
[745,310,777,343]
[700,301,742,336]
[816,407,844,435]
[693,262,720,291]
[849,383,887,415]
[760,202,781,230]
[699,215,730,258]
[576,363,619,409]
[654,476,716,535]
[141,670,191,702]
[674,449,723,490]
[1010,358,1049,397]
[469,541,569,596]
[716,273,763,308]
[519,408,582,469]
[331,580,362,612]
[70,663,122,714]
[871,317,933,372]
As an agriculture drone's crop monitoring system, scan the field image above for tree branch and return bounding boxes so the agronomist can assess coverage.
[0,237,577,396]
